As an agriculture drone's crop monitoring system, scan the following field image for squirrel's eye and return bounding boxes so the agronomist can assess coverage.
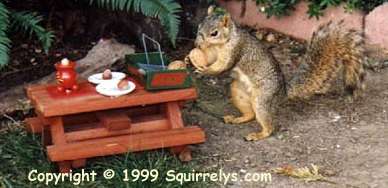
[210,30,218,37]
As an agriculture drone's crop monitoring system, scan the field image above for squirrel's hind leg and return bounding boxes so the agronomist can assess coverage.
[245,94,274,141]
[343,62,366,100]
[223,81,255,124]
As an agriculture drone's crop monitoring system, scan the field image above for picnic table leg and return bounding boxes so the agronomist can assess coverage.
[72,159,87,168]
[170,145,192,162]
[165,101,193,162]
[48,116,72,173]
[42,128,51,146]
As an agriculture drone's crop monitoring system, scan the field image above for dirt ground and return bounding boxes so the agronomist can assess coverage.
[183,36,388,187]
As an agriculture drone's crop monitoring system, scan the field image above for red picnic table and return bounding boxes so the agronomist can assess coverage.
[24,79,205,172]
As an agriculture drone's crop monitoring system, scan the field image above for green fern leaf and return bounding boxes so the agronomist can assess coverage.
[10,11,54,54]
[0,2,10,67]
[143,0,181,46]
[89,0,181,46]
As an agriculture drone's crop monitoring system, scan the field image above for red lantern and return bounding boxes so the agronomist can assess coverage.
[55,58,78,94]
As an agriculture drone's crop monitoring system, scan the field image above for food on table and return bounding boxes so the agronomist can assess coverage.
[168,60,187,70]
[117,79,129,90]
[102,69,112,80]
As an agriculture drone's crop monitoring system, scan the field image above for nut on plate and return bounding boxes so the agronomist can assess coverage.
[117,79,129,90]
[102,69,112,80]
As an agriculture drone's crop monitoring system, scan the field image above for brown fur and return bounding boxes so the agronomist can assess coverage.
[288,21,365,100]
[189,8,365,141]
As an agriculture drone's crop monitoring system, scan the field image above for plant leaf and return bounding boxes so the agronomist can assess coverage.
[10,11,54,54]
[89,0,181,46]
[0,2,10,68]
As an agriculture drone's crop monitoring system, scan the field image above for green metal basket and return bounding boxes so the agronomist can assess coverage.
[126,34,192,91]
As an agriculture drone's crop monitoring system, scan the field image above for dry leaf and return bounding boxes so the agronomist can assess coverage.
[273,164,335,183]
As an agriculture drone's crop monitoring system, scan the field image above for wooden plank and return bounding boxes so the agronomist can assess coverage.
[48,117,72,172]
[26,84,45,100]
[65,119,169,142]
[165,101,194,161]
[170,145,187,155]
[35,110,50,125]
[63,113,98,126]
[63,113,164,132]
[48,117,66,144]
[26,83,49,92]
[47,127,205,161]
[25,117,45,133]
[51,88,196,117]
[165,102,184,129]
[25,117,51,145]
[97,111,131,131]
[26,81,197,117]
[42,128,52,146]
[26,102,159,134]
[72,159,86,168]
[124,105,160,117]
[57,162,72,173]
[63,105,159,127]
[175,146,192,162]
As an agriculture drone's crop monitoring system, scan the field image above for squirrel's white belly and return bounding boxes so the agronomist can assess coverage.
[232,67,254,94]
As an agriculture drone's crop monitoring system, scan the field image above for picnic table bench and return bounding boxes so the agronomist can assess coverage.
[24,80,205,172]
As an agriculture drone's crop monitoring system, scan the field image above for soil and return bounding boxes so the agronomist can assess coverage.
[182,33,388,187]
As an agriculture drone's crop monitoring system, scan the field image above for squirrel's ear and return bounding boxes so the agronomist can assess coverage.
[221,14,231,27]
[207,6,215,16]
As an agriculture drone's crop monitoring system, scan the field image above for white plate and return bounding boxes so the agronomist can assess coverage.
[88,72,126,84]
[96,80,136,97]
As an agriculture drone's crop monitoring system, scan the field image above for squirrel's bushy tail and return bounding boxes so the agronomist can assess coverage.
[287,21,366,100]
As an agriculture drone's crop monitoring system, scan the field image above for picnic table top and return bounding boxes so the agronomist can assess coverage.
[26,79,197,117]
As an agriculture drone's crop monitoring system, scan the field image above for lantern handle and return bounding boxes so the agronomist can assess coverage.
[142,33,165,68]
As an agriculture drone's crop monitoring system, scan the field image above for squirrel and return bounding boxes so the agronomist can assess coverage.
[188,6,366,141]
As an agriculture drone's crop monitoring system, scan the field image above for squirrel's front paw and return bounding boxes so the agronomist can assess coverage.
[188,48,209,72]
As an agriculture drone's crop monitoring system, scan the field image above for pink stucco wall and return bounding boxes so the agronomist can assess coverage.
[365,3,388,50]
[219,0,388,50]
